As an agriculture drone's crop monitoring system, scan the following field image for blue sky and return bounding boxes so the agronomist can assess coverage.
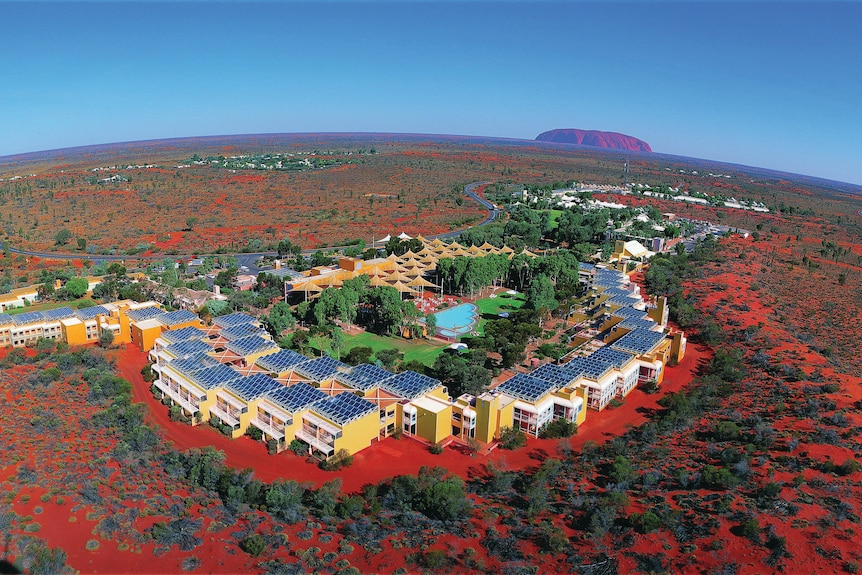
[2,1,861,184]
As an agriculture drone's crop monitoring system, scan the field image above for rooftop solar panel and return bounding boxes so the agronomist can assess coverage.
[41,306,76,321]
[169,353,220,376]
[381,370,441,399]
[293,356,348,382]
[12,311,45,325]
[226,373,282,402]
[75,305,110,321]
[495,373,556,403]
[334,363,396,391]
[591,346,635,368]
[618,317,658,330]
[127,306,165,322]
[189,362,244,390]
[161,326,207,344]
[530,363,575,388]
[562,355,614,381]
[165,339,213,359]
[579,262,596,271]
[312,392,376,426]
[213,312,257,328]
[157,309,199,327]
[0,313,12,325]
[255,349,310,374]
[610,307,648,320]
[264,382,327,413]
[220,323,268,341]
[226,335,278,357]
[611,328,666,355]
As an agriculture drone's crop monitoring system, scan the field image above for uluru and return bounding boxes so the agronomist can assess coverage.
[536,128,652,152]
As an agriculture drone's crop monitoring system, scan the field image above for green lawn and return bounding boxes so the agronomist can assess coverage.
[539,209,565,230]
[6,298,98,315]
[310,329,449,367]
[473,292,527,335]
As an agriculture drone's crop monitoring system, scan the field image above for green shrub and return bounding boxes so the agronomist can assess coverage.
[499,427,526,450]
[239,533,267,557]
[429,443,444,455]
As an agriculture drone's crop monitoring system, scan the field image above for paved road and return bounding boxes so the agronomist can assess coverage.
[1,181,498,271]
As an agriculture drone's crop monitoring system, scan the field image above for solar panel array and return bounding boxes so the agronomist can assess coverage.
[265,382,327,414]
[170,353,220,376]
[606,295,643,308]
[562,356,614,381]
[496,373,556,403]
[76,305,110,321]
[530,363,575,388]
[165,339,213,360]
[382,370,441,400]
[157,309,199,327]
[161,326,207,344]
[226,373,282,402]
[619,317,658,331]
[312,392,376,426]
[335,363,395,391]
[220,323,268,341]
[601,287,639,300]
[41,307,76,321]
[0,313,11,325]
[590,346,635,368]
[611,328,666,355]
[226,335,278,357]
[189,362,244,390]
[12,311,45,325]
[293,356,348,382]
[579,262,596,271]
[610,307,648,320]
[213,312,257,329]
[127,306,165,322]
[255,349,310,374]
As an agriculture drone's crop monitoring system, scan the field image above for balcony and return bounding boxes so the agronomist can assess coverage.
[250,418,285,441]
[295,429,335,456]
[154,379,199,415]
[210,404,240,427]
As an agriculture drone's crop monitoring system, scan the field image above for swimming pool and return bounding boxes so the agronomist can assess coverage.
[429,303,479,338]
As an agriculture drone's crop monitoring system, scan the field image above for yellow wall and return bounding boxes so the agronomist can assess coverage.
[671,331,686,363]
[197,388,218,424]
[333,411,379,456]
[426,385,449,401]
[61,320,87,346]
[416,404,453,445]
[475,395,499,444]
[132,323,163,352]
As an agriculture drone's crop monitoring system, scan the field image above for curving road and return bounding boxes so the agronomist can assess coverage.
[1,181,499,270]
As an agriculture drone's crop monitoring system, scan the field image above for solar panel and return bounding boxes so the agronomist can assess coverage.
[0,313,12,325]
[606,295,643,308]
[189,362,244,390]
[335,363,396,391]
[579,262,596,271]
[293,356,348,382]
[127,306,165,322]
[40,307,76,321]
[611,328,666,355]
[161,326,207,344]
[312,392,376,426]
[12,311,45,325]
[530,363,575,388]
[495,373,555,403]
[75,305,110,321]
[264,382,327,413]
[213,312,257,328]
[220,323,268,341]
[381,370,441,399]
[226,373,282,402]
[618,317,658,331]
[165,339,213,360]
[157,309,199,327]
[226,335,278,357]
[610,307,648,320]
[591,346,635,368]
[170,353,220,375]
[255,349,310,374]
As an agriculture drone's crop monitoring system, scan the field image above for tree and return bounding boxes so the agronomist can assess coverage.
[76,237,87,251]
[376,348,403,370]
[329,328,344,360]
[98,328,114,348]
[261,302,295,338]
[64,277,89,299]
[186,216,198,231]
[54,228,72,246]
[343,345,373,366]
[424,313,437,337]
[526,273,557,315]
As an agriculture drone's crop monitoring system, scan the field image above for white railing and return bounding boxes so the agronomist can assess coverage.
[250,418,285,441]
[210,404,239,427]
[295,429,335,455]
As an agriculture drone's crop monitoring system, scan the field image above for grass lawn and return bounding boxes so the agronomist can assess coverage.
[473,292,527,335]
[310,329,448,367]
[538,209,565,230]
[5,298,98,315]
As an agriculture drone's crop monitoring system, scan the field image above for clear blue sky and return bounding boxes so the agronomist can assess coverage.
[2,1,861,184]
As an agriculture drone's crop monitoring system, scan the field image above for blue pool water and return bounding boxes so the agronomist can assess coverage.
[430,303,478,338]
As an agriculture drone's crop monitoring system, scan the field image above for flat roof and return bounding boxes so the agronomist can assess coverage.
[411,395,450,414]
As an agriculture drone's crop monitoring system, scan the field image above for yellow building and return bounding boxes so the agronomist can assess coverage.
[297,391,379,458]
[127,306,202,352]
[250,382,327,453]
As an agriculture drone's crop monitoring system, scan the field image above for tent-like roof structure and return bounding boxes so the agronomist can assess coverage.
[397,232,412,240]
